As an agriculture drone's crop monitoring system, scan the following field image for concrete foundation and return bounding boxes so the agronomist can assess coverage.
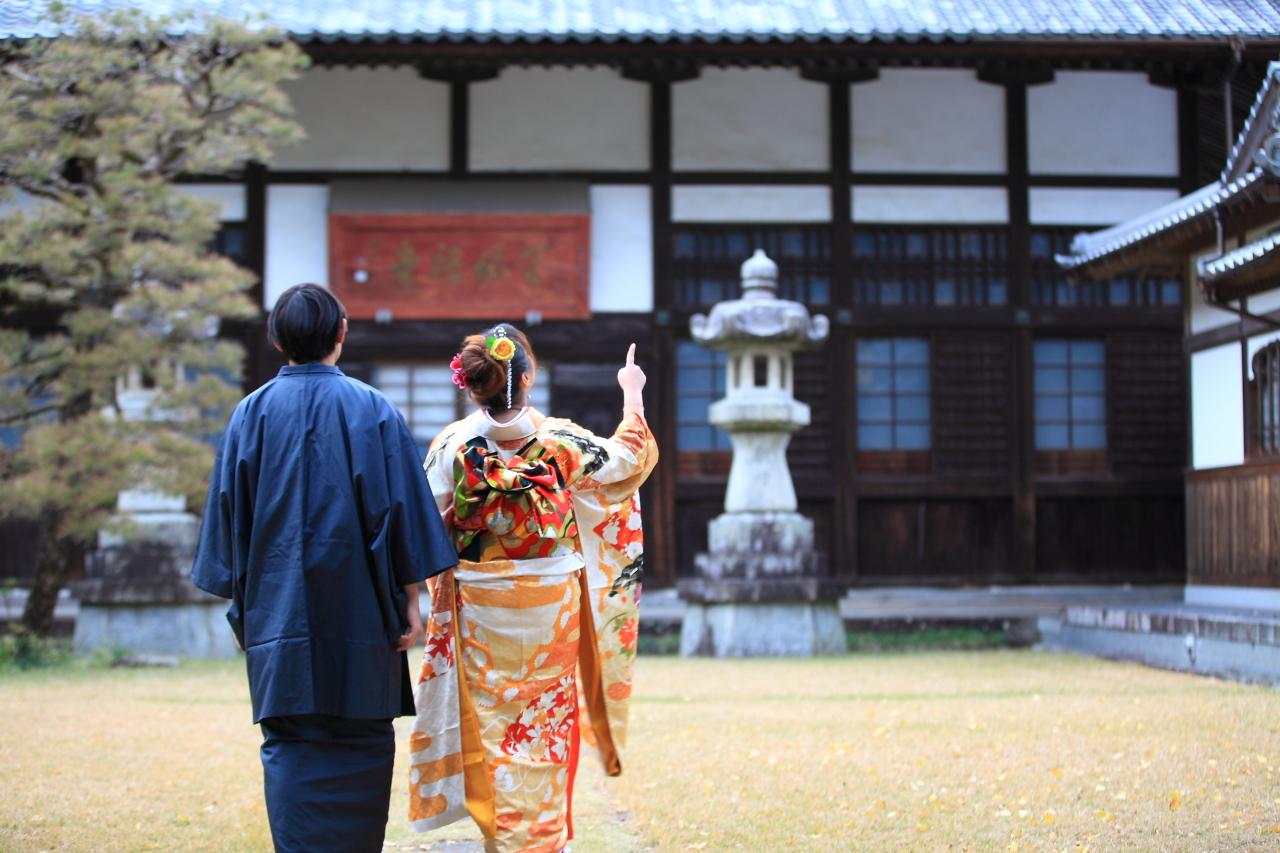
[1038,603,1280,685]
[75,599,238,659]
[73,489,236,659]
[680,602,847,657]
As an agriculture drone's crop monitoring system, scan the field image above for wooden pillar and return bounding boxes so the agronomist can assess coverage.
[649,77,679,585]
[1004,80,1037,581]
[241,161,270,391]
[449,80,468,177]
[827,75,856,583]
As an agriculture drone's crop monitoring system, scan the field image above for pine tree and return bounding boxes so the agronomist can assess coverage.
[0,10,305,635]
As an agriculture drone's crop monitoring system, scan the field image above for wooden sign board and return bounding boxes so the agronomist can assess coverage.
[328,213,591,320]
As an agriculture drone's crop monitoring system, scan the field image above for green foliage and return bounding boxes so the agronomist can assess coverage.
[0,8,305,629]
[845,625,1010,653]
[636,630,682,656]
[0,625,72,670]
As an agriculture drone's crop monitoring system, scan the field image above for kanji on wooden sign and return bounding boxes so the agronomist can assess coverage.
[329,213,591,320]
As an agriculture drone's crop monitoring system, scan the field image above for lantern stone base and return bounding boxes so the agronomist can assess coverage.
[678,600,846,657]
[74,595,239,659]
[74,491,237,659]
[678,511,847,657]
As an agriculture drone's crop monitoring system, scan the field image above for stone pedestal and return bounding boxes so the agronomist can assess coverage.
[680,603,847,657]
[73,490,238,659]
[678,249,846,657]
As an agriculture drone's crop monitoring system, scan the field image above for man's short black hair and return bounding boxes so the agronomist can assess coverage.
[267,284,348,363]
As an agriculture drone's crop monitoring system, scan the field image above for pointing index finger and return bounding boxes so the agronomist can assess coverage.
[626,343,636,366]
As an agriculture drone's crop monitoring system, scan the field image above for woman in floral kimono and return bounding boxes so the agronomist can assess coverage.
[409,324,657,853]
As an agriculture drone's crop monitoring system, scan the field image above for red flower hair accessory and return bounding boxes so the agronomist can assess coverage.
[450,353,468,389]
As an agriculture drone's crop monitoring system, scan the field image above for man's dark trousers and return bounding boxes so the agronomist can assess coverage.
[259,715,396,853]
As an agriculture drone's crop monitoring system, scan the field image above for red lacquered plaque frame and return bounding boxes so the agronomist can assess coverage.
[328,213,591,320]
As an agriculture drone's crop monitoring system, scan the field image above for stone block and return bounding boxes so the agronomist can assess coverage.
[679,576,844,604]
[707,511,815,555]
[680,602,847,657]
[74,600,239,659]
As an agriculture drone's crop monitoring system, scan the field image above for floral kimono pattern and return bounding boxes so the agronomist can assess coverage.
[409,408,657,853]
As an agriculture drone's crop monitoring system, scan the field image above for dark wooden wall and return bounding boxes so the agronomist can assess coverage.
[224,51,1259,590]
[1188,463,1280,588]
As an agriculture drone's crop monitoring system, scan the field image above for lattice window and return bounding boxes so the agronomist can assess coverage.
[1034,340,1106,449]
[671,226,831,310]
[1252,342,1280,458]
[856,338,931,474]
[675,340,731,478]
[852,226,1008,307]
[1030,228,1181,309]
[373,363,550,451]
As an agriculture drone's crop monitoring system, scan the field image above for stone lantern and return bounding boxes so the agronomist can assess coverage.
[71,364,239,659]
[678,249,847,656]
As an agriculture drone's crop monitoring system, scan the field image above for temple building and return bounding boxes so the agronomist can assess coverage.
[5,1,1280,592]
[1058,60,1280,610]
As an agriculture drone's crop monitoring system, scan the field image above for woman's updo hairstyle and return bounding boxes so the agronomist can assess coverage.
[458,323,536,413]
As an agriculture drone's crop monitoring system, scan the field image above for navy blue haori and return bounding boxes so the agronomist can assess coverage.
[259,714,396,853]
[191,364,455,723]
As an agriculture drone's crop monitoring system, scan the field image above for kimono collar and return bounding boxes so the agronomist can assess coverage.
[476,407,536,442]
[278,364,344,377]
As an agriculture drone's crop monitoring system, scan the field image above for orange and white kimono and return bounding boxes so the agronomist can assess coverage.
[408,407,658,853]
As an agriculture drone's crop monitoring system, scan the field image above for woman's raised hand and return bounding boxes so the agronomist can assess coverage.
[617,343,647,406]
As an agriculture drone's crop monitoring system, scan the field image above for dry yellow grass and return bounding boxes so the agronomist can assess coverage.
[0,656,639,853]
[2,650,1279,852]
[615,651,1280,852]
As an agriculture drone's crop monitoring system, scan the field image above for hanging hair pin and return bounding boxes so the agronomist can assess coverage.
[485,327,517,409]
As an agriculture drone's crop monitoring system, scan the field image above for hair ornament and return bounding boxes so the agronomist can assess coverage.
[449,353,468,390]
[486,330,517,363]
[486,327,516,409]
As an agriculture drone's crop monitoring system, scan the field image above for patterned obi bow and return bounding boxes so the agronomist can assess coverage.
[452,438,577,551]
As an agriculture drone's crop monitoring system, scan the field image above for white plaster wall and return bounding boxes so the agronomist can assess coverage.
[851,69,1005,173]
[273,67,449,171]
[1249,289,1280,315]
[177,184,245,221]
[1189,248,1239,334]
[264,185,329,309]
[1028,187,1182,226]
[1190,342,1244,469]
[673,69,827,171]
[851,186,1008,223]
[470,68,648,171]
[4,186,244,220]
[589,185,652,312]
[672,185,832,223]
[1027,71,1178,176]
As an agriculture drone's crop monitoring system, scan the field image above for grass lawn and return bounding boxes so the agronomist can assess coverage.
[2,650,1279,852]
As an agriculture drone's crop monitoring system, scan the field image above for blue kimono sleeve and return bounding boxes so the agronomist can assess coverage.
[378,406,457,590]
[191,410,245,643]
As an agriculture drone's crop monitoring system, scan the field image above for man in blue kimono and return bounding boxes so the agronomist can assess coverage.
[192,283,456,853]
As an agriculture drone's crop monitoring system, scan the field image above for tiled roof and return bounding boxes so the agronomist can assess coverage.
[1055,169,1269,271]
[1223,61,1280,183]
[5,0,1280,43]
[1198,231,1280,283]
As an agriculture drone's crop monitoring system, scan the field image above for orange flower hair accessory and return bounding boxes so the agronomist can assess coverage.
[486,331,517,362]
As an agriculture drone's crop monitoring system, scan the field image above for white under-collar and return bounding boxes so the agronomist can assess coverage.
[476,407,536,442]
